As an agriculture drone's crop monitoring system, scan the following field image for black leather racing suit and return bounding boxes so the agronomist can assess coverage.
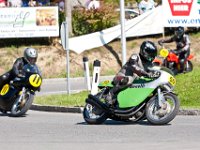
[159,34,190,72]
[107,53,153,104]
[0,57,28,89]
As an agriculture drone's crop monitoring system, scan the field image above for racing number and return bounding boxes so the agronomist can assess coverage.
[29,74,42,87]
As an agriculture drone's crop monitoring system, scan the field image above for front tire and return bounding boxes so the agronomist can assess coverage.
[10,92,34,117]
[83,103,107,124]
[145,93,180,125]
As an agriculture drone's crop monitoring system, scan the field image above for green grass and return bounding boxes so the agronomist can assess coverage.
[191,32,200,38]
[34,67,200,109]
[175,67,200,109]
[34,91,89,107]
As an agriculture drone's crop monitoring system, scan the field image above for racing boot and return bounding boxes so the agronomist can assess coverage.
[106,90,116,106]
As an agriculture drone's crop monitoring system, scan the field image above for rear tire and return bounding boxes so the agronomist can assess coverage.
[185,61,193,72]
[83,103,107,124]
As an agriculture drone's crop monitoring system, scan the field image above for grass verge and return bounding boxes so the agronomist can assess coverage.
[175,66,200,109]
[34,91,89,107]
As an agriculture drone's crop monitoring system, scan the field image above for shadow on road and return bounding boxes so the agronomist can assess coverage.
[0,112,28,118]
[77,119,171,126]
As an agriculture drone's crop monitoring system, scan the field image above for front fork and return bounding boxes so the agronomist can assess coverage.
[18,87,26,105]
[156,88,166,109]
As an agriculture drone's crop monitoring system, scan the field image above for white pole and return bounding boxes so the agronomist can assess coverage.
[65,17,70,94]
[91,60,101,95]
[120,0,127,65]
[83,57,91,91]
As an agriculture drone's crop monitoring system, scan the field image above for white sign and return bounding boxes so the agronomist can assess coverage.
[68,6,164,54]
[60,22,68,50]
[163,0,200,27]
[0,7,59,38]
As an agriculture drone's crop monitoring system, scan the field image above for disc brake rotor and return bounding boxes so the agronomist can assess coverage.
[155,102,171,118]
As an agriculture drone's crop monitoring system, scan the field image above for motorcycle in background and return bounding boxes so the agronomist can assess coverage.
[83,66,180,125]
[0,64,42,117]
[153,47,194,75]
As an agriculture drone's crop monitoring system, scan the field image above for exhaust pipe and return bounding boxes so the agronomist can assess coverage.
[115,103,146,117]
[86,94,146,118]
[86,94,110,113]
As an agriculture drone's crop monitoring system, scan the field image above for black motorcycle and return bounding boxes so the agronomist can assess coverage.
[0,64,42,117]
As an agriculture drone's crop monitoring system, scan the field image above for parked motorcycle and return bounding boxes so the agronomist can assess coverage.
[153,47,194,75]
[0,64,42,117]
[83,67,180,125]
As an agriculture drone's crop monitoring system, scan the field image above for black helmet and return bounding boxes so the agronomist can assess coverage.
[175,26,184,39]
[24,48,38,65]
[139,41,157,62]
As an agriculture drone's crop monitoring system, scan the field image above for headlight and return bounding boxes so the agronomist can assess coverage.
[29,74,42,88]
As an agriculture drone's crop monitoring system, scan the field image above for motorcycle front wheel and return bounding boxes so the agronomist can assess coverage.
[145,93,180,125]
[10,91,34,117]
[83,103,107,124]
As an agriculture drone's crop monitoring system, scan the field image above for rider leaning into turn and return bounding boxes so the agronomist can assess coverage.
[0,48,38,89]
[106,41,158,105]
[158,26,191,73]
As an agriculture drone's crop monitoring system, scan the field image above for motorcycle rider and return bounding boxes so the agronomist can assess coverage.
[0,47,38,89]
[158,26,191,73]
[106,41,159,105]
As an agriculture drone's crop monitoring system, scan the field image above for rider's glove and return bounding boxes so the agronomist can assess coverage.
[17,70,25,78]
[147,71,160,78]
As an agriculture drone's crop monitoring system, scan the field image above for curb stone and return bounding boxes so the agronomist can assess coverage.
[31,104,200,115]
[178,109,200,115]
[30,104,83,113]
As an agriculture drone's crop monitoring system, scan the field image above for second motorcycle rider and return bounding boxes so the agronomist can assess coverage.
[158,26,191,73]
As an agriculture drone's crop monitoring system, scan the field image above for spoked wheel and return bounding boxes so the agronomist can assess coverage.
[146,93,180,125]
[83,103,107,124]
[10,92,34,117]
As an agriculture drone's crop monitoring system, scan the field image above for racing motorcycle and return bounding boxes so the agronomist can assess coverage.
[0,64,42,117]
[83,67,180,125]
[153,47,194,75]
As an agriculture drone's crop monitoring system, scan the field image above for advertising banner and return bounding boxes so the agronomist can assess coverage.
[163,0,200,27]
[0,6,59,38]
[68,6,164,54]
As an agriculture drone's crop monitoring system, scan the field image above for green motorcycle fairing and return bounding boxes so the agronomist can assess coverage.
[118,77,155,108]
[98,77,155,108]
[117,88,154,108]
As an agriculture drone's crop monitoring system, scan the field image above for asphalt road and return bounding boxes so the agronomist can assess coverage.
[0,110,200,150]
[38,76,114,96]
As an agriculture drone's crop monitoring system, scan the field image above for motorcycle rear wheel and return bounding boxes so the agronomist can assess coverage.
[10,92,34,117]
[83,103,107,124]
[185,61,193,72]
[145,93,180,125]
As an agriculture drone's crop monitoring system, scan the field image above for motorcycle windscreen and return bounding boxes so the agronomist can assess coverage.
[117,88,154,108]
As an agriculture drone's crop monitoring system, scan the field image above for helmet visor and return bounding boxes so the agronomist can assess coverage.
[28,57,37,64]
[175,30,183,38]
